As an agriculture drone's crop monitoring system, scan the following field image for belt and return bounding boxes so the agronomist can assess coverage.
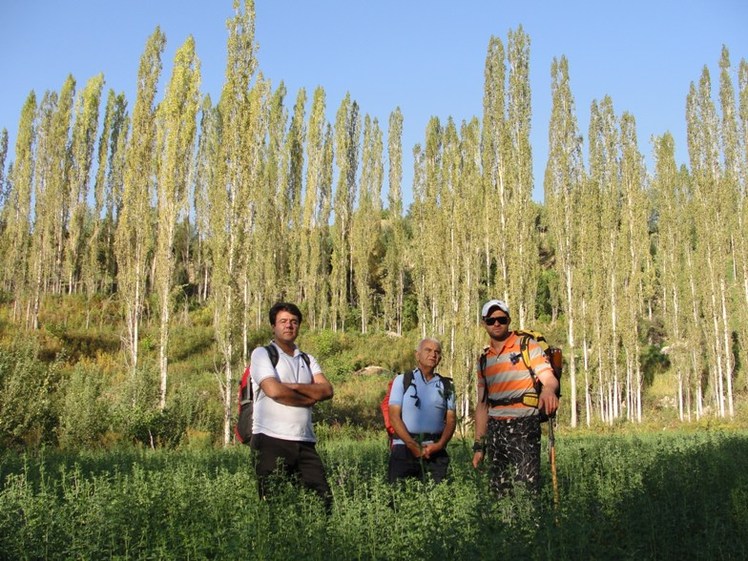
[487,391,539,408]
[408,432,442,442]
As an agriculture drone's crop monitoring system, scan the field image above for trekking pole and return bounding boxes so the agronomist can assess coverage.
[546,346,562,517]
[548,415,560,514]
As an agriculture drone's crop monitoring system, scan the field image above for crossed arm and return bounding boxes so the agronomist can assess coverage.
[259,373,334,407]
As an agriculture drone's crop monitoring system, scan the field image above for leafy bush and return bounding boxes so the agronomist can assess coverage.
[58,363,110,449]
[112,366,165,447]
[300,329,420,379]
[0,339,62,448]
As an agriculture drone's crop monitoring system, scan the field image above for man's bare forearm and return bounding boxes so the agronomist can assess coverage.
[286,381,333,402]
[260,378,317,407]
[271,388,317,407]
[474,399,488,440]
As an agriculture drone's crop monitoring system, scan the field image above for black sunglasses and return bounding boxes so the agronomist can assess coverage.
[484,316,509,326]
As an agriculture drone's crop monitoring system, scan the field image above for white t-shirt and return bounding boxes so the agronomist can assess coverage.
[250,342,322,442]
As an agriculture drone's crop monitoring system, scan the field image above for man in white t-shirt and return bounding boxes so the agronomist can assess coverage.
[250,302,334,510]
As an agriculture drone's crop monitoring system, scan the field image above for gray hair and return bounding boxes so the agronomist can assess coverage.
[417,337,442,352]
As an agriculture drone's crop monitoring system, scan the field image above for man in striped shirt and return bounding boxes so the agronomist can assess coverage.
[471,299,559,495]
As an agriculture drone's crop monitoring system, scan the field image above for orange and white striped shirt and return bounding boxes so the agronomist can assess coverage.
[477,331,553,419]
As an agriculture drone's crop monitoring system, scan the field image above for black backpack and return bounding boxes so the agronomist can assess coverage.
[235,344,310,444]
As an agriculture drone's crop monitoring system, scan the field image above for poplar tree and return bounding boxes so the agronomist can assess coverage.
[505,26,537,326]
[208,0,257,444]
[318,124,334,325]
[101,93,129,295]
[411,142,428,334]
[544,56,584,427]
[652,133,696,420]
[154,36,200,409]
[414,117,442,335]
[618,112,649,422]
[29,77,75,328]
[682,168,708,418]
[480,36,508,299]
[2,93,35,319]
[576,171,602,426]
[436,118,459,338]
[718,47,747,393]
[0,129,7,273]
[445,117,485,421]
[351,115,383,333]
[331,94,360,330]
[251,83,288,321]
[83,89,116,317]
[383,107,405,334]
[192,95,216,303]
[300,86,328,328]
[51,77,76,297]
[687,68,734,417]
[115,28,166,370]
[65,74,104,295]
[239,76,270,360]
[286,88,307,302]
[740,58,748,389]
[587,97,622,423]
[28,91,58,328]
[83,89,127,304]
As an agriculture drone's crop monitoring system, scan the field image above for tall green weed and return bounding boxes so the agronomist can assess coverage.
[2,430,747,560]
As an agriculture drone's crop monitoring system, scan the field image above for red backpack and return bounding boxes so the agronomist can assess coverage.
[380,373,413,445]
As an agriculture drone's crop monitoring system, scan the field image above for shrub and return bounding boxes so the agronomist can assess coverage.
[58,363,110,449]
[0,339,61,448]
[112,366,163,447]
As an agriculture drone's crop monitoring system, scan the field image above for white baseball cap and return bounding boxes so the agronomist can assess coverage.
[481,299,510,318]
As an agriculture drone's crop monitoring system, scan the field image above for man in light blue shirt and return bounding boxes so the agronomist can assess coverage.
[387,338,456,483]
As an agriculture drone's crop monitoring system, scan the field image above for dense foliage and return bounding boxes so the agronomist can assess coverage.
[1,430,746,560]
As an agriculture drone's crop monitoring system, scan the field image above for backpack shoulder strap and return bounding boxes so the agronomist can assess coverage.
[402,369,415,393]
[252,344,280,401]
[516,332,539,386]
[299,351,311,369]
[478,347,489,402]
[478,347,489,377]
[436,373,454,402]
[264,344,279,368]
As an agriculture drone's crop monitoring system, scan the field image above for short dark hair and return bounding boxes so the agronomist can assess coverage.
[269,302,303,325]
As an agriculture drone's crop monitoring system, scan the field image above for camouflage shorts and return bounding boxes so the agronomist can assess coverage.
[485,415,541,496]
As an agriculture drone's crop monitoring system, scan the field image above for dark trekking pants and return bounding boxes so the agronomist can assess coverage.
[250,432,332,512]
[485,415,541,496]
[387,444,450,484]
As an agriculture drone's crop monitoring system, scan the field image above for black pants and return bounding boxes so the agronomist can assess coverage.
[250,432,332,511]
[485,415,541,496]
[387,444,450,484]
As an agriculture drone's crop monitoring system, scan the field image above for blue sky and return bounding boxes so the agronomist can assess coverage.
[1,1,746,205]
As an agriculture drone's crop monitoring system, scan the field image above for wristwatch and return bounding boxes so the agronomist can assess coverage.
[472,440,485,453]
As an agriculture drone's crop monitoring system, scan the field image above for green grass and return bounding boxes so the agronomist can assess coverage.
[1,429,747,560]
